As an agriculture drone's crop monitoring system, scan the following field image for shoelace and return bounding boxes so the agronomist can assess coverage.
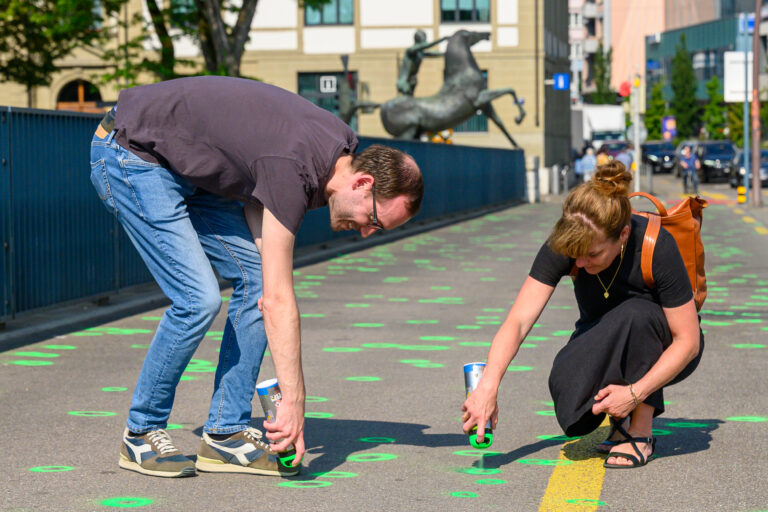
[146,429,178,455]
[241,427,270,450]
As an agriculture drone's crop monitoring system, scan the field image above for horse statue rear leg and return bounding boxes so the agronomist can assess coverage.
[475,87,526,148]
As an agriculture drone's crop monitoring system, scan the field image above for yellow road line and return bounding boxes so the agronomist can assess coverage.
[701,191,729,200]
[539,418,609,511]
[733,208,745,214]
[742,216,756,224]
[756,226,768,235]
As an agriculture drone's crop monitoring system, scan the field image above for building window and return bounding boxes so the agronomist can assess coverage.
[298,72,358,131]
[441,0,490,23]
[454,70,488,132]
[305,0,353,26]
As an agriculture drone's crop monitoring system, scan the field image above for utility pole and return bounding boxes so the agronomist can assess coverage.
[632,74,643,192]
[751,0,763,206]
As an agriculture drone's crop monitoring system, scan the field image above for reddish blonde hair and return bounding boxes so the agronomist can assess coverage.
[548,161,632,257]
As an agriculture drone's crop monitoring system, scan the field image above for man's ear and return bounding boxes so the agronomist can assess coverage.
[352,173,374,190]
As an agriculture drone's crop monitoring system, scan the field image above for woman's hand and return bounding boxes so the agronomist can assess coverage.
[591,384,636,419]
[461,383,499,443]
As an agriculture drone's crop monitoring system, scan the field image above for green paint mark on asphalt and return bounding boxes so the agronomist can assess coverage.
[279,481,333,488]
[300,313,325,318]
[456,325,482,330]
[536,411,556,416]
[731,344,765,349]
[101,497,155,507]
[565,499,607,506]
[388,298,409,302]
[383,277,409,283]
[346,376,381,382]
[453,449,502,457]
[305,412,334,419]
[420,336,455,341]
[359,437,396,443]
[518,459,573,466]
[11,360,53,366]
[407,320,439,324]
[141,316,162,321]
[666,422,711,428]
[305,396,328,402]
[551,330,572,336]
[476,479,506,485]
[361,343,401,349]
[102,387,127,392]
[68,411,117,417]
[431,286,452,290]
[345,303,370,308]
[726,416,767,422]
[537,434,580,441]
[456,467,501,475]
[14,351,59,358]
[323,347,363,352]
[451,492,478,498]
[346,453,398,462]
[311,471,358,478]
[165,424,184,430]
[43,345,76,350]
[507,365,533,371]
[459,341,491,347]
[353,323,384,328]
[29,465,74,472]
[520,343,537,348]
[398,345,450,351]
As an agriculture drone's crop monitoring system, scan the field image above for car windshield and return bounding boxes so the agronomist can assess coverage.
[646,142,675,151]
[737,151,768,165]
[604,142,627,151]
[701,143,734,155]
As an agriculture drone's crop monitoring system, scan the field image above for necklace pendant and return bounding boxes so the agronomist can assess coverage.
[603,291,609,299]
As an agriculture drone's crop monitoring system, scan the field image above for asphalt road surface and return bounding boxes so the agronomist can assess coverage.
[2,173,767,511]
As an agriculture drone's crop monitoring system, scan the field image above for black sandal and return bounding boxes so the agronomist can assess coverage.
[595,416,629,454]
[602,418,656,469]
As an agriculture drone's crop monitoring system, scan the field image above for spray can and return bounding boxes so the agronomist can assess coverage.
[256,378,298,468]
[463,362,493,449]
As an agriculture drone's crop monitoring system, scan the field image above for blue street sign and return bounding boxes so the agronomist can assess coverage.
[553,73,570,91]
[740,13,755,34]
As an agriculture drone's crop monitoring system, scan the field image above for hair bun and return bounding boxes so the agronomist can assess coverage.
[592,161,632,197]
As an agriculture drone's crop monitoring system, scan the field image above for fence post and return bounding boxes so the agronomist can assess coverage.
[527,156,540,203]
[0,108,13,321]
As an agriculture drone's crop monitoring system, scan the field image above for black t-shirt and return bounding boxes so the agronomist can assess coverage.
[113,76,358,234]
[529,215,693,327]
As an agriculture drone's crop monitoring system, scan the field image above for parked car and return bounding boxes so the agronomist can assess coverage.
[674,139,699,177]
[695,141,736,182]
[641,140,676,173]
[600,140,629,159]
[729,149,768,188]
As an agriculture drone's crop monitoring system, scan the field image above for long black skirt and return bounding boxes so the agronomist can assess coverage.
[548,297,704,437]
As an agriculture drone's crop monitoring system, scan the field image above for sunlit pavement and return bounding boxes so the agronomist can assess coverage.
[2,172,767,511]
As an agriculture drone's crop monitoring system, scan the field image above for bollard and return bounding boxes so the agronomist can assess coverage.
[737,185,747,204]
[551,164,560,195]
[527,156,540,203]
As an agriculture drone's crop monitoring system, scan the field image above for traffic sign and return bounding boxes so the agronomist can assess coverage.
[553,73,569,91]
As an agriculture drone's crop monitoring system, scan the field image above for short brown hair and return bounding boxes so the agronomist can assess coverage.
[351,144,424,216]
[547,161,632,257]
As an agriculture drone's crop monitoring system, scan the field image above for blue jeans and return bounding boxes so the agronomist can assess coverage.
[90,128,267,434]
[683,169,699,194]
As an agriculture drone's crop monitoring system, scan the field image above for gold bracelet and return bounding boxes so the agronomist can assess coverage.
[629,384,640,407]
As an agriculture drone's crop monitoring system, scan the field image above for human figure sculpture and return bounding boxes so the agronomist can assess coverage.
[396,30,447,96]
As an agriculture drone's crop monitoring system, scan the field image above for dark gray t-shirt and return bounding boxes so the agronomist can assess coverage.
[529,215,693,328]
[113,76,358,234]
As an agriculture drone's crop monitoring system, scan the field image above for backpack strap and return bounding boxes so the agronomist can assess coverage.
[641,214,662,289]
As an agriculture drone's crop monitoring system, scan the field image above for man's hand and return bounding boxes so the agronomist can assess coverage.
[461,383,499,444]
[591,384,636,419]
[264,399,306,467]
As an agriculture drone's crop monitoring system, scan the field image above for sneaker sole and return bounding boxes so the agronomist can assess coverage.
[195,456,299,476]
[119,456,196,478]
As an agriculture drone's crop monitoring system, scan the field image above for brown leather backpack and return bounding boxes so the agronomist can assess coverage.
[629,192,708,311]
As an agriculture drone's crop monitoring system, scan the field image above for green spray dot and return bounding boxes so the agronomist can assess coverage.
[346,376,381,382]
[400,359,430,364]
[453,449,502,457]
[305,412,334,419]
[43,345,77,350]
[179,375,197,381]
[456,467,500,475]
[731,344,766,349]
[476,478,506,485]
[456,325,482,330]
[102,387,127,392]
[412,362,444,368]
[507,365,533,372]
[278,481,333,488]
[388,298,409,302]
[71,331,102,336]
[347,453,398,462]
[165,424,184,430]
[666,422,711,428]
[431,286,452,290]
[520,343,537,348]
[353,323,384,328]
[323,347,362,353]
[726,416,768,422]
[518,459,572,466]
[68,411,116,417]
[359,437,395,443]
[130,344,150,349]
[11,360,53,366]
[397,345,449,351]
[420,336,455,341]
[451,491,478,498]
[311,471,358,478]
[459,341,490,347]
[361,342,402,348]
[305,396,328,403]
[301,313,325,318]
[565,499,607,506]
[14,351,59,358]
[527,336,549,341]
[536,411,556,416]
[551,330,572,336]
[536,434,579,441]
[345,303,370,308]
[652,429,673,436]
[482,308,505,312]
[29,465,74,472]
[100,497,154,507]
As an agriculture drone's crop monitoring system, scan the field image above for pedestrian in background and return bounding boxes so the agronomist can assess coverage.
[679,145,700,195]
[581,147,597,182]
[462,162,702,469]
[89,76,424,479]
[596,146,611,167]
[616,144,633,172]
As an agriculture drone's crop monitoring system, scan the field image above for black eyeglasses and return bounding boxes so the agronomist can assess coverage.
[369,184,385,232]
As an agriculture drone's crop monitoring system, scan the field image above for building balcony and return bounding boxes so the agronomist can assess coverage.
[582,2,601,19]
[569,0,586,10]
[569,26,587,41]
[583,37,600,54]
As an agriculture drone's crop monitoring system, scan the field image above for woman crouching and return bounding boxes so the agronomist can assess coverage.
[462,162,703,468]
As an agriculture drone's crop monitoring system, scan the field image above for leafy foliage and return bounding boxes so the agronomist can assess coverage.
[669,34,699,138]
[589,42,616,104]
[702,76,726,140]
[644,81,666,141]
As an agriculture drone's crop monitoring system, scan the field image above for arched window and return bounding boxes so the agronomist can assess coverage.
[56,80,104,113]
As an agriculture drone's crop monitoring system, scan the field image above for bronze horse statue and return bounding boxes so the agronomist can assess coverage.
[379,30,526,147]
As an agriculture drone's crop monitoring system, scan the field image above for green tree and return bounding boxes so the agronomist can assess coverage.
[701,76,726,139]
[0,0,126,106]
[101,0,331,86]
[727,102,745,147]
[589,42,615,104]
[669,34,699,138]
[644,81,666,140]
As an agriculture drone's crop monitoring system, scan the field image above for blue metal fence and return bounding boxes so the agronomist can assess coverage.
[0,107,525,321]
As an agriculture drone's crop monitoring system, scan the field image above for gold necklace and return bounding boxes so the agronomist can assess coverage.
[596,243,625,299]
